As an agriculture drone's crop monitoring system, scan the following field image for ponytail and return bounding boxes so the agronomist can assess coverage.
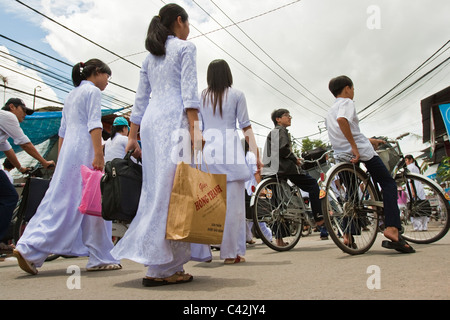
[71,59,112,87]
[145,3,188,56]
[110,125,127,140]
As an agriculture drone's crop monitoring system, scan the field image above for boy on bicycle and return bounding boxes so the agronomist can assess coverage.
[262,109,324,245]
[325,75,414,253]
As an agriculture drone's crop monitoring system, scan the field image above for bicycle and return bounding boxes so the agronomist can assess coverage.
[250,150,332,251]
[10,166,64,262]
[321,135,450,255]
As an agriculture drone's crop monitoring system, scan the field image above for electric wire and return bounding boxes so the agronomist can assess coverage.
[190,0,328,117]
[209,0,329,110]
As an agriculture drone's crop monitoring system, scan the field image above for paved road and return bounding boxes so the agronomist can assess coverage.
[1,232,449,301]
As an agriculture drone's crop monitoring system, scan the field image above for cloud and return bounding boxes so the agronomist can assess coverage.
[0,46,61,110]
[3,0,450,155]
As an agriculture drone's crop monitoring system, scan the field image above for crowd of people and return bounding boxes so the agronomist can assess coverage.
[1,3,416,287]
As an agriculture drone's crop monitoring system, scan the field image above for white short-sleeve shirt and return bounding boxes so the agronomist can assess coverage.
[325,98,377,161]
[0,110,31,152]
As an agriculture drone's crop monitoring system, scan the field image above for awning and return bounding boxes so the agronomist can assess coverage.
[5,108,123,154]
[421,86,450,143]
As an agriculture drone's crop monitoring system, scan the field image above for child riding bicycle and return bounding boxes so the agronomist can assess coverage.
[325,75,414,253]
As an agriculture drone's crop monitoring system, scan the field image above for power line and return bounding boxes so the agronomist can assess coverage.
[359,55,450,122]
[191,0,327,117]
[0,34,136,94]
[0,50,132,110]
[358,40,450,118]
[14,0,141,69]
[110,1,305,64]
[209,0,329,110]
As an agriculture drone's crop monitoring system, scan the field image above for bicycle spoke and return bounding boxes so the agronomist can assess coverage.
[396,173,450,244]
[253,179,302,251]
[322,163,379,254]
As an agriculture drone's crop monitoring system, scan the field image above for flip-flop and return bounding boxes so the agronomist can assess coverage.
[142,271,193,287]
[224,256,246,264]
[382,235,415,253]
[343,235,357,249]
[86,264,122,271]
[13,249,38,275]
[0,243,15,254]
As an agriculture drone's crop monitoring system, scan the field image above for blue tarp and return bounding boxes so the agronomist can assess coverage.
[2,108,122,156]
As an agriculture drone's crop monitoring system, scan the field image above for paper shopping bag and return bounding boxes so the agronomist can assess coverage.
[79,165,103,217]
[166,162,227,244]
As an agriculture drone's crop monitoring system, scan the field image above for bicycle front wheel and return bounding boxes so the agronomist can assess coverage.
[322,163,380,255]
[396,172,450,244]
[251,177,303,251]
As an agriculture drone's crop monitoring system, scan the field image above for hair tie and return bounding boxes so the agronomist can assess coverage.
[79,62,85,75]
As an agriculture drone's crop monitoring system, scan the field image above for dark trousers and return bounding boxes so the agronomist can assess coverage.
[284,173,322,221]
[0,170,18,240]
[363,156,401,229]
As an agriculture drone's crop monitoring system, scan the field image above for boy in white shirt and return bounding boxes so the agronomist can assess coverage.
[325,76,414,253]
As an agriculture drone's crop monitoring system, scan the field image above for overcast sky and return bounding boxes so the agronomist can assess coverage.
[1,0,449,157]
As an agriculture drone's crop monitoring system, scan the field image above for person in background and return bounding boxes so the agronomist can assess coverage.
[199,59,262,264]
[104,117,130,162]
[14,59,121,275]
[405,154,428,231]
[243,139,272,245]
[0,158,15,254]
[0,98,55,255]
[2,158,14,184]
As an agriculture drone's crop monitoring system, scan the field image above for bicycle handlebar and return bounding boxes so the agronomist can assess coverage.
[301,150,332,164]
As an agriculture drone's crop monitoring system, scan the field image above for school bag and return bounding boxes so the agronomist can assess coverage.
[100,151,142,222]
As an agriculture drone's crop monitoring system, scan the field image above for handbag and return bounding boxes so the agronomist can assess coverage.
[100,151,142,222]
[165,159,227,245]
[78,165,103,217]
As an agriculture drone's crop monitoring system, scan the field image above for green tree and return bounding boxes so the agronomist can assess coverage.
[301,137,326,153]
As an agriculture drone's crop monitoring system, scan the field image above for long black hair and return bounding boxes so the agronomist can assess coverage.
[71,59,111,87]
[145,3,188,56]
[405,154,420,172]
[202,59,233,117]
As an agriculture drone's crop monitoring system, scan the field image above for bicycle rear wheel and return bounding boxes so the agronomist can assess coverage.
[251,177,303,251]
[396,172,450,244]
[322,163,380,254]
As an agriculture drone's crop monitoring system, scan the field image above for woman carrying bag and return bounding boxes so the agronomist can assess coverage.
[14,59,121,275]
[199,59,262,264]
[111,4,208,287]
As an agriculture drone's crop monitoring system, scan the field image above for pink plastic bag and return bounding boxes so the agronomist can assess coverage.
[78,165,103,217]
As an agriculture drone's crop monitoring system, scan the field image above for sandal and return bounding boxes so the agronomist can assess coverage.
[13,249,38,275]
[382,235,415,253]
[224,256,246,264]
[87,264,122,271]
[343,235,357,249]
[142,271,193,287]
[0,243,15,254]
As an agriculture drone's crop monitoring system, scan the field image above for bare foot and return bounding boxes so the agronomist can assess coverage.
[383,226,399,242]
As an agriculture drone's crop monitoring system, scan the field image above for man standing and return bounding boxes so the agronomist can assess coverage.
[0,98,54,253]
